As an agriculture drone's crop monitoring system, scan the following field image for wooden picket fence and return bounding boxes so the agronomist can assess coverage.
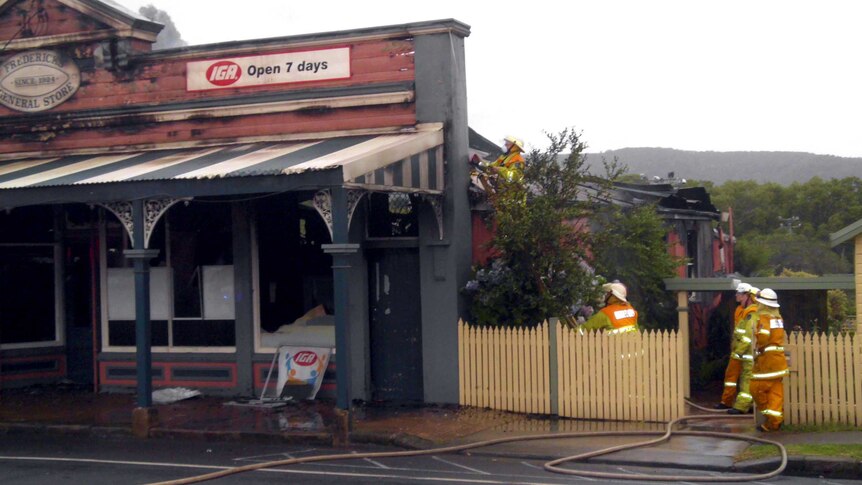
[458,320,686,422]
[785,331,862,426]
[557,325,685,422]
[457,320,551,414]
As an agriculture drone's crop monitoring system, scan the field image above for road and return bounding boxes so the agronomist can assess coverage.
[0,432,858,484]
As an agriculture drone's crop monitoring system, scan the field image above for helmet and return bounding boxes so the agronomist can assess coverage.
[755,288,780,308]
[503,136,524,150]
[602,282,628,303]
[736,282,751,294]
[748,286,760,296]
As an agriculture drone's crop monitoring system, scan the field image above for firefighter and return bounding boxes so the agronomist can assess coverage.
[726,285,759,414]
[715,283,758,410]
[489,136,526,183]
[580,282,639,335]
[749,288,788,431]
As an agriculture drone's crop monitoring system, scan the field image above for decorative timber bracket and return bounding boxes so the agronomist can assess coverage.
[421,194,445,240]
[99,197,190,248]
[313,189,366,240]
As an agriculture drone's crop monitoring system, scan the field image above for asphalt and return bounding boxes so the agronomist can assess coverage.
[1,384,860,480]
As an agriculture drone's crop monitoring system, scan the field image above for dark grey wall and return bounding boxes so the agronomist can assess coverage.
[347,202,370,402]
[415,30,471,404]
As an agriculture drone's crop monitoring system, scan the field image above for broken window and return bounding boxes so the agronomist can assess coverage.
[255,193,333,350]
[103,201,235,350]
[0,206,60,347]
[367,192,419,238]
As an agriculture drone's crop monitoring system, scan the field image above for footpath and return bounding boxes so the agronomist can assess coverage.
[0,386,859,479]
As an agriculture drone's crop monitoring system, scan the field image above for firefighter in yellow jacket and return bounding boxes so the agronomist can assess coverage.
[749,288,788,431]
[716,283,758,411]
[489,136,526,183]
[580,282,639,335]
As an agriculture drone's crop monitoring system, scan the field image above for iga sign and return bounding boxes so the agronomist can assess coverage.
[0,50,80,112]
[187,47,350,91]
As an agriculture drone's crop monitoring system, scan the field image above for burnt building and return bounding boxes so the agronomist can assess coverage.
[0,0,472,408]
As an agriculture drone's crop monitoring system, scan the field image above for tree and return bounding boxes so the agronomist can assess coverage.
[139,5,188,50]
[464,129,603,327]
[464,128,680,329]
[592,204,684,329]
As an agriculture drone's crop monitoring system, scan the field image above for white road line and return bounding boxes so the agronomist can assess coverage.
[433,455,491,475]
[233,452,294,463]
[525,461,596,481]
[351,450,390,469]
[234,448,317,461]
[0,455,584,485]
[363,457,391,469]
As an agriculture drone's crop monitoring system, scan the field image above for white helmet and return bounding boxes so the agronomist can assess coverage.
[736,282,752,294]
[503,136,524,150]
[755,288,780,308]
[602,282,628,303]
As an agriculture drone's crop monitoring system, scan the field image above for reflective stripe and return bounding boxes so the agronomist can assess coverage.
[735,328,747,334]
[763,346,784,353]
[608,325,637,335]
[613,309,636,320]
[737,392,752,400]
[758,329,771,336]
[752,369,789,379]
[740,336,752,344]
[732,353,753,361]
[762,409,783,417]
[724,382,737,387]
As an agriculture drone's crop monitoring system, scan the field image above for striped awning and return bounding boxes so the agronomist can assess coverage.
[0,129,444,192]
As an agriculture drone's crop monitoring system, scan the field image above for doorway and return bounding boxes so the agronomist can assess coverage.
[368,248,423,402]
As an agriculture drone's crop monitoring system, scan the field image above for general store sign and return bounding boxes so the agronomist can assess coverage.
[187,47,350,91]
[0,50,80,112]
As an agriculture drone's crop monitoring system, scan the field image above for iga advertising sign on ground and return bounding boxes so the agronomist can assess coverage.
[187,47,350,91]
[276,347,331,400]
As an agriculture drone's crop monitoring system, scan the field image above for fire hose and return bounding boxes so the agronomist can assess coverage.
[151,400,786,484]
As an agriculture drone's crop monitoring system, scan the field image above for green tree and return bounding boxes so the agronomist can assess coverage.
[592,204,684,329]
[464,129,603,326]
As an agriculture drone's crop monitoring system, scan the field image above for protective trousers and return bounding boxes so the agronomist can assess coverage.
[733,361,753,412]
[750,378,784,431]
[720,359,742,407]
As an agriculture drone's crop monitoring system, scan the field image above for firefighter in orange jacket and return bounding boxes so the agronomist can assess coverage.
[715,283,758,410]
[749,288,788,431]
[580,282,639,335]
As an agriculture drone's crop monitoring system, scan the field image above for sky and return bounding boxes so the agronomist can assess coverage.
[117,0,862,158]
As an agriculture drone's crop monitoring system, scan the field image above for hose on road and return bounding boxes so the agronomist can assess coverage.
[151,400,786,484]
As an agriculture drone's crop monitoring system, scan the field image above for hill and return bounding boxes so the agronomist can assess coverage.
[583,148,862,185]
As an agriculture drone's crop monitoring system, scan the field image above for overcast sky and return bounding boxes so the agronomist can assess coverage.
[118,0,862,158]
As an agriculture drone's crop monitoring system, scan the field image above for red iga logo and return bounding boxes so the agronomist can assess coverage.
[293,351,318,366]
[205,61,241,86]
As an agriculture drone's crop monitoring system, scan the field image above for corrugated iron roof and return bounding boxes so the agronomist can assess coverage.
[0,130,444,191]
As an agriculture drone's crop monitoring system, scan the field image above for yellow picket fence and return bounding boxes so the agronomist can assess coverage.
[458,320,686,422]
[557,325,685,422]
[785,332,862,426]
[457,320,551,414]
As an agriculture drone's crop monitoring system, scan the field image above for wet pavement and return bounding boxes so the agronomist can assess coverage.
[1,384,860,479]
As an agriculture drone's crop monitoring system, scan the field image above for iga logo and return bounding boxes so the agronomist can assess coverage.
[205,61,241,86]
[293,351,318,367]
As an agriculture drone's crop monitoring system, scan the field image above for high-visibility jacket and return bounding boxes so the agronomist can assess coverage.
[580,303,639,335]
[751,308,788,380]
[490,149,525,182]
[730,304,757,360]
